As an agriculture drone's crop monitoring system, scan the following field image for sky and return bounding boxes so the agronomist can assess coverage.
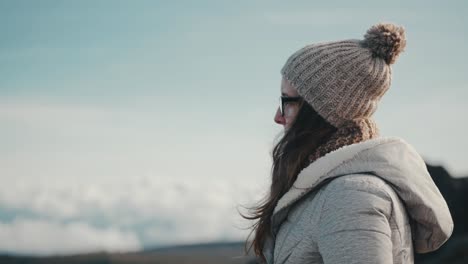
[1,0,467,256]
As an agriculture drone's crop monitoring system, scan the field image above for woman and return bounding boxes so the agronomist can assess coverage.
[244,23,453,263]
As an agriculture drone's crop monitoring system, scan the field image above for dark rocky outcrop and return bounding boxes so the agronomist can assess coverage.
[414,164,468,264]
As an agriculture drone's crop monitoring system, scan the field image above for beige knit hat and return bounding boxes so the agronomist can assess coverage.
[281,23,406,131]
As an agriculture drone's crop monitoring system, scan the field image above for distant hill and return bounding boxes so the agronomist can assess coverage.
[1,163,467,264]
[0,242,257,264]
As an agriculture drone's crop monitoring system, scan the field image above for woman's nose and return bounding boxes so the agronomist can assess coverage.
[274,108,285,125]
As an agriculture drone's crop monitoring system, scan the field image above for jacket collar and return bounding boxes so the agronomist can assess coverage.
[270,136,453,254]
[273,136,397,216]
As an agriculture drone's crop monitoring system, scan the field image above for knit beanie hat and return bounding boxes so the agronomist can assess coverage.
[281,23,406,136]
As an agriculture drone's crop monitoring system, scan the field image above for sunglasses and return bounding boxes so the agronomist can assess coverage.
[279,96,302,116]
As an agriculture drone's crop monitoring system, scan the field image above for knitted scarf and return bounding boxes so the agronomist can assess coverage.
[308,118,380,163]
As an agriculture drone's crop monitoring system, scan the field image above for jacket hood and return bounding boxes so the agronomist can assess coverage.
[273,136,453,253]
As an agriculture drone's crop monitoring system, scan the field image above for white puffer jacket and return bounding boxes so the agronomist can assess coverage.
[263,137,453,264]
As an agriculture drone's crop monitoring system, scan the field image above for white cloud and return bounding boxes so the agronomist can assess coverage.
[0,98,271,255]
[0,218,141,256]
[0,172,265,254]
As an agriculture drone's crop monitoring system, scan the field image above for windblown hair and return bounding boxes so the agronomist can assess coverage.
[242,99,337,262]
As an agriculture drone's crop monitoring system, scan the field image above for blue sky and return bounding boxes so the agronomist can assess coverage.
[1,0,467,255]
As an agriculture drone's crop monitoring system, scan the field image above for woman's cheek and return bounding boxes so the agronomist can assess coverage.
[284,106,298,119]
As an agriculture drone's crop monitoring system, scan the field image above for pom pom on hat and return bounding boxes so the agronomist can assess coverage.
[362,23,406,65]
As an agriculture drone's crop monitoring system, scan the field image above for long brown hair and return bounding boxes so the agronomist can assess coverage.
[242,99,337,262]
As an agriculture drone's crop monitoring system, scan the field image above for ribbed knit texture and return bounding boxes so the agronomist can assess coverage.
[281,23,406,136]
[308,118,379,163]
